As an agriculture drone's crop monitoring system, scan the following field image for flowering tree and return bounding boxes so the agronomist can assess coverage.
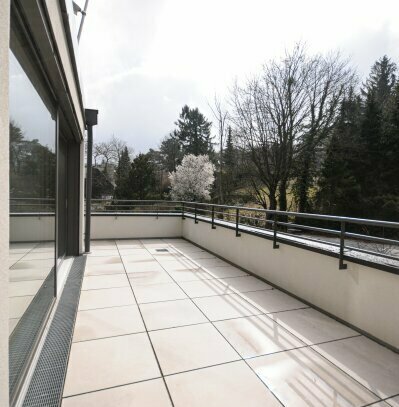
[169,154,215,201]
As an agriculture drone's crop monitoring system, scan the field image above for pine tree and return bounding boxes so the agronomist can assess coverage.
[159,134,182,172]
[114,146,131,199]
[129,153,157,199]
[363,56,397,105]
[317,93,363,216]
[174,105,213,156]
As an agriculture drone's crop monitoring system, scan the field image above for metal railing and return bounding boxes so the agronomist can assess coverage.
[10,198,55,214]
[13,198,398,271]
[90,199,399,272]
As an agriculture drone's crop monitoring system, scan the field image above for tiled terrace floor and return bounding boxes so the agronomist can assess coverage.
[62,238,399,407]
[9,241,54,335]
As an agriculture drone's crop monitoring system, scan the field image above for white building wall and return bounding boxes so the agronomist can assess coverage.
[0,0,10,404]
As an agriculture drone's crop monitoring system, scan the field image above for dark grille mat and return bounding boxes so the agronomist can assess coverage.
[22,256,86,407]
[9,268,55,401]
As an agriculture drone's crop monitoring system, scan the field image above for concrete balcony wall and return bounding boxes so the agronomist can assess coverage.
[90,214,182,239]
[182,218,399,351]
[10,215,55,243]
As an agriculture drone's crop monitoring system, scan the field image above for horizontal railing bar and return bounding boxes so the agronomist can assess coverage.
[277,221,341,236]
[344,232,399,246]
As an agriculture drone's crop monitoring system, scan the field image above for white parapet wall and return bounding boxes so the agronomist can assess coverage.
[91,214,183,239]
[182,218,399,351]
[10,215,55,242]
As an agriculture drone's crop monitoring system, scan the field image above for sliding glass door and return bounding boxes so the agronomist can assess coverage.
[8,41,56,402]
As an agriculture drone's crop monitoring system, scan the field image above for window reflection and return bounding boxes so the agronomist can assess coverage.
[9,49,56,397]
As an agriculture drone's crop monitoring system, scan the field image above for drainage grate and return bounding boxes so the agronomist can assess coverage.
[155,248,169,252]
[22,256,86,407]
[9,269,55,402]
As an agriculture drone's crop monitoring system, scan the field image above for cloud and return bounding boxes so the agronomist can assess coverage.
[77,0,399,151]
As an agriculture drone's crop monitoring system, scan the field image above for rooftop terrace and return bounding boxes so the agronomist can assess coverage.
[60,238,399,407]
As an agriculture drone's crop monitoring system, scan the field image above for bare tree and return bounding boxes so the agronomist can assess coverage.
[230,45,310,210]
[294,52,356,212]
[110,135,134,162]
[231,45,355,212]
[209,95,229,203]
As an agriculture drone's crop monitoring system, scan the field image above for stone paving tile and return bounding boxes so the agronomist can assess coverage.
[61,239,396,407]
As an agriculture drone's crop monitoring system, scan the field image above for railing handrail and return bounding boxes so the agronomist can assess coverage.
[180,201,399,229]
[10,197,399,230]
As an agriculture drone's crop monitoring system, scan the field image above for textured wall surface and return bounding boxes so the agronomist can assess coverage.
[0,1,10,405]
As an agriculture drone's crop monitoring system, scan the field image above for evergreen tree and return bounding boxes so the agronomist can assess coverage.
[114,146,131,199]
[129,153,157,199]
[224,126,235,170]
[159,134,183,172]
[363,56,397,105]
[174,105,213,156]
[317,93,363,216]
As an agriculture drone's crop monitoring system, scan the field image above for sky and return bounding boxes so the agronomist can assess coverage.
[76,0,399,153]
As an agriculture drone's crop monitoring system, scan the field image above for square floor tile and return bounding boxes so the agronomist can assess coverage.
[63,333,160,397]
[387,396,399,406]
[195,258,230,268]
[119,249,150,256]
[9,296,33,319]
[84,263,125,277]
[9,318,19,334]
[165,361,281,407]
[161,259,201,271]
[128,270,173,286]
[116,240,144,248]
[82,274,129,290]
[220,276,272,293]
[125,261,164,273]
[73,304,145,342]
[313,336,399,399]
[269,308,358,345]
[173,245,204,254]
[140,299,207,330]
[133,283,187,304]
[86,256,121,266]
[203,265,248,278]
[88,249,120,257]
[178,279,233,298]
[62,378,172,407]
[242,289,308,313]
[248,347,378,407]
[9,280,43,297]
[193,293,261,321]
[9,268,49,282]
[78,287,135,310]
[11,259,54,270]
[184,251,215,260]
[89,240,117,250]
[214,315,304,358]
[22,252,55,261]
[167,268,214,282]
[149,323,239,374]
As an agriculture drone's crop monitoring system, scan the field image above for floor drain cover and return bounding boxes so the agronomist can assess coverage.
[156,248,169,252]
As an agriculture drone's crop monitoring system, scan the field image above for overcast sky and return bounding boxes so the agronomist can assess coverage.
[76,0,399,153]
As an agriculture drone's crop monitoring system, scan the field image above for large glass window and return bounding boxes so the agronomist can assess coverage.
[8,48,56,399]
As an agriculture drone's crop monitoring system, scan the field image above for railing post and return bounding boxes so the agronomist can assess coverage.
[235,208,241,237]
[211,205,216,229]
[273,214,279,249]
[339,221,347,269]
[195,203,198,224]
[182,202,185,220]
